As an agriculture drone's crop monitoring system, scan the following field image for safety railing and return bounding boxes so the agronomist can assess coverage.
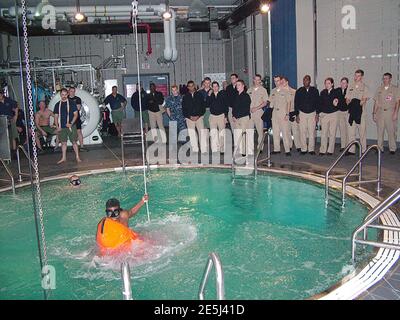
[121,129,149,174]
[198,252,225,300]
[342,145,382,203]
[0,159,15,194]
[351,187,400,262]
[254,130,272,178]
[121,262,133,300]
[325,140,362,198]
[16,145,34,182]
[231,133,247,179]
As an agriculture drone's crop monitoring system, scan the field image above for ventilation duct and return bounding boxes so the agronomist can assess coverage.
[188,0,208,21]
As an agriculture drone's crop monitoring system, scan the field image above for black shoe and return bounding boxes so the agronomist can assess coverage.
[345,151,356,156]
[272,151,280,155]
[309,151,316,155]
[297,148,301,152]
[340,148,345,152]
[327,152,333,156]
[301,151,307,155]
[286,152,291,157]
[319,153,325,156]
[390,151,395,155]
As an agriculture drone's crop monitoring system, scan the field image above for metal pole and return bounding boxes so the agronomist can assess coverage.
[267,130,271,167]
[121,262,133,300]
[376,150,382,192]
[267,10,272,94]
[16,147,23,182]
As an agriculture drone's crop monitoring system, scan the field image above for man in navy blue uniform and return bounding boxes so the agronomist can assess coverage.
[103,86,127,137]
[0,89,19,152]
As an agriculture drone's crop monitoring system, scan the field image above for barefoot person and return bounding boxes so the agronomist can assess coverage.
[35,100,57,151]
[54,88,82,164]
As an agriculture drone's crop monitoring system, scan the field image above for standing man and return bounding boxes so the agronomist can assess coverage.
[103,86,127,138]
[198,77,212,129]
[68,86,87,151]
[318,78,340,155]
[336,77,349,151]
[182,81,207,153]
[346,69,371,154]
[54,88,81,164]
[232,80,252,156]
[0,89,19,153]
[372,73,398,154]
[248,74,269,147]
[208,81,229,153]
[282,78,301,152]
[147,83,166,143]
[269,76,292,156]
[131,83,149,133]
[295,75,320,155]
[225,73,239,129]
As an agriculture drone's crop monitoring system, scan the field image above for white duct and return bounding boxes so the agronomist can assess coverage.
[170,10,178,62]
[163,17,173,61]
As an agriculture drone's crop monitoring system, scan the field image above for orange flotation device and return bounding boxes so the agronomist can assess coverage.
[96,218,141,255]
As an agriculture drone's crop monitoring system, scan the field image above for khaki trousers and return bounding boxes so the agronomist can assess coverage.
[289,121,301,150]
[228,107,236,129]
[299,111,316,152]
[209,114,226,153]
[319,112,338,154]
[186,116,207,153]
[348,112,367,153]
[149,110,167,143]
[376,108,397,152]
[272,111,291,153]
[338,111,349,149]
[250,109,265,146]
[233,116,253,155]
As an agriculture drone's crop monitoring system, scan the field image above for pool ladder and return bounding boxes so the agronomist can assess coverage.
[198,252,225,300]
[351,187,400,262]
[0,158,15,194]
[325,141,382,204]
[232,130,271,179]
[16,145,34,182]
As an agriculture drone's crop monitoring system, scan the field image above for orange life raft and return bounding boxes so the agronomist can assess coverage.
[96,218,140,255]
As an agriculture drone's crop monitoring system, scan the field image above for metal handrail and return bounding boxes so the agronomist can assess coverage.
[121,262,133,300]
[121,130,149,174]
[198,252,225,300]
[16,145,34,182]
[0,159,15,194]
[351,187,400,261]
[342,145,382,203]
[254,129,272,178]
[325,140,362,198]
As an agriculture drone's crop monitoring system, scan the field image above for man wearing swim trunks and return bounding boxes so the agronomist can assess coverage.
[35,100,56,151]
[54,88,82,164]
[68,86,87,151]
[104,195,149,227]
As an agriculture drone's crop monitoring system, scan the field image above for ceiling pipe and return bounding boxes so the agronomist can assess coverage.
[170,10,178,62]
[163,13,172,61]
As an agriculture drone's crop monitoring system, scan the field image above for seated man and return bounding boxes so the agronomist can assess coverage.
[35,100,57,151]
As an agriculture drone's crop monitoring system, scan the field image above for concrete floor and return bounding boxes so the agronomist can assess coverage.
[0,133,399,300]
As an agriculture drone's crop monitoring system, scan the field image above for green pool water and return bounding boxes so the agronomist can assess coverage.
[0,168,371,300]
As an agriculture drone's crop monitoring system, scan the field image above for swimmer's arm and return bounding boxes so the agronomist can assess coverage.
[127,197,147,219]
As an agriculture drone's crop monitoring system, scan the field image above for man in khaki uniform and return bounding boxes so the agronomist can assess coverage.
[282,79,301,152]
[372,72,399,154]
[346,70,371,154]
[269,76,292,156]
[248,74,269,147]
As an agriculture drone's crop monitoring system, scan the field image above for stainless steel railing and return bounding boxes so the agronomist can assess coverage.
[254,130,272,178]
[198,252,225,300]
[351,187,400,261]
[16,145,34,182]
[325,140,362,198]
[121,131,149,174]
[342,145,382,203]
[121,262,133,300]
[0,159,15,194]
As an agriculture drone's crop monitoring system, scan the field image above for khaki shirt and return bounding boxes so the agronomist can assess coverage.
[248,86,269,109]
[287,87,297,112]
[345,82,371,101]
[374,85,399,110]
[269,88,290,114]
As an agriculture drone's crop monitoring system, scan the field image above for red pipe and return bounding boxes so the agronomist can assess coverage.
[137,23,153,56]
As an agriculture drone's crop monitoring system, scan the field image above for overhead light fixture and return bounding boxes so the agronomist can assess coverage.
[260,3,270,14]
[74,12,86,22]
[162,10,172,20]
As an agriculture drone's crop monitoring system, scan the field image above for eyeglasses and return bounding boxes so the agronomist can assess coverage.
[70,179,81,186]
[105,208,121,218]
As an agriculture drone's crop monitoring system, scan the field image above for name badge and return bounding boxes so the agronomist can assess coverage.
[385,95,393,101]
